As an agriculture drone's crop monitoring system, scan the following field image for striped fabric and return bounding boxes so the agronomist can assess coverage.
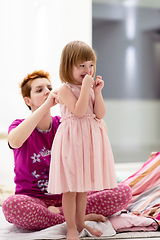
[122,152,160,224]
[122,152,160,205]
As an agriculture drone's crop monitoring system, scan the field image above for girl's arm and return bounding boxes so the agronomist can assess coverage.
[8,90,57,149]
[59,75,94,118]
[93,76,106,119]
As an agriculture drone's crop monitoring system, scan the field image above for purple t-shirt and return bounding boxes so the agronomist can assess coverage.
[8,116,62,200]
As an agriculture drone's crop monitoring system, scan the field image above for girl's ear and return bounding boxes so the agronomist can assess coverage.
[24,96,31,108]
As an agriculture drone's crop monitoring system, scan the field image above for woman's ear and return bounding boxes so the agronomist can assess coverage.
[24,96,31,108]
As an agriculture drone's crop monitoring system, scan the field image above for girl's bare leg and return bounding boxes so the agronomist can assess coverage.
[62,192,79,240]
[76,192,103,237]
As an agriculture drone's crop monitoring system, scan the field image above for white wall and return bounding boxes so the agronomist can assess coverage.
[104,99,160,162]
[0,0,92,133]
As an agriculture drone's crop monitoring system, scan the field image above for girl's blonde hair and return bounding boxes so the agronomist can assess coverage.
[59,41,97,84]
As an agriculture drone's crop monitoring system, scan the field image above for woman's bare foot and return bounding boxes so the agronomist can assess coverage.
[48,206,60,214]
[66,228,80,240]
[85,213,106,223]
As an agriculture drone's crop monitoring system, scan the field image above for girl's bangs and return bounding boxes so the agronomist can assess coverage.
[74,47,96,66]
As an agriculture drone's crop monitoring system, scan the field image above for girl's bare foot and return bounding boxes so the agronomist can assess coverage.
[77,224,103,237]
[85,213,106,223]
[66,228,80,240]
[48,206,60,214]
[85,225,103,237]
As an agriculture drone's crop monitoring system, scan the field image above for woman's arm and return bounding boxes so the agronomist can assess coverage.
[59,75,94,118]
[8,90,57,149]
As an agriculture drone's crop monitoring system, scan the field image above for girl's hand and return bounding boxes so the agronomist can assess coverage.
[93,76,104,94]
[83,74,94,87]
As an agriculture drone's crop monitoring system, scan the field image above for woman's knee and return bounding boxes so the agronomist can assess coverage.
[117,183,132,205]
[2,195,19,222]
[2,195,17,213]
[2,194,42,222]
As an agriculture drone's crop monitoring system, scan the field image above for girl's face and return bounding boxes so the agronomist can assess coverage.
[72,60,94,85]
[25,77,52,112]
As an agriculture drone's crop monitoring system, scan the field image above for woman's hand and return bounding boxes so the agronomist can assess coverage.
[45,89,59,108]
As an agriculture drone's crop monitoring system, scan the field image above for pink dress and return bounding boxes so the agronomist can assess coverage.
[48,83,117,194]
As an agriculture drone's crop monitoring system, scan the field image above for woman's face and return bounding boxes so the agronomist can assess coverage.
[25,78,52,111]
[72,60,94,85]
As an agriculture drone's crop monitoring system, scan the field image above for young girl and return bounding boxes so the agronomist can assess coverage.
[48,41,118,240]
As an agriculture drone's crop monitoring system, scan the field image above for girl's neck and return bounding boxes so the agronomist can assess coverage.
[68,81,82,86]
